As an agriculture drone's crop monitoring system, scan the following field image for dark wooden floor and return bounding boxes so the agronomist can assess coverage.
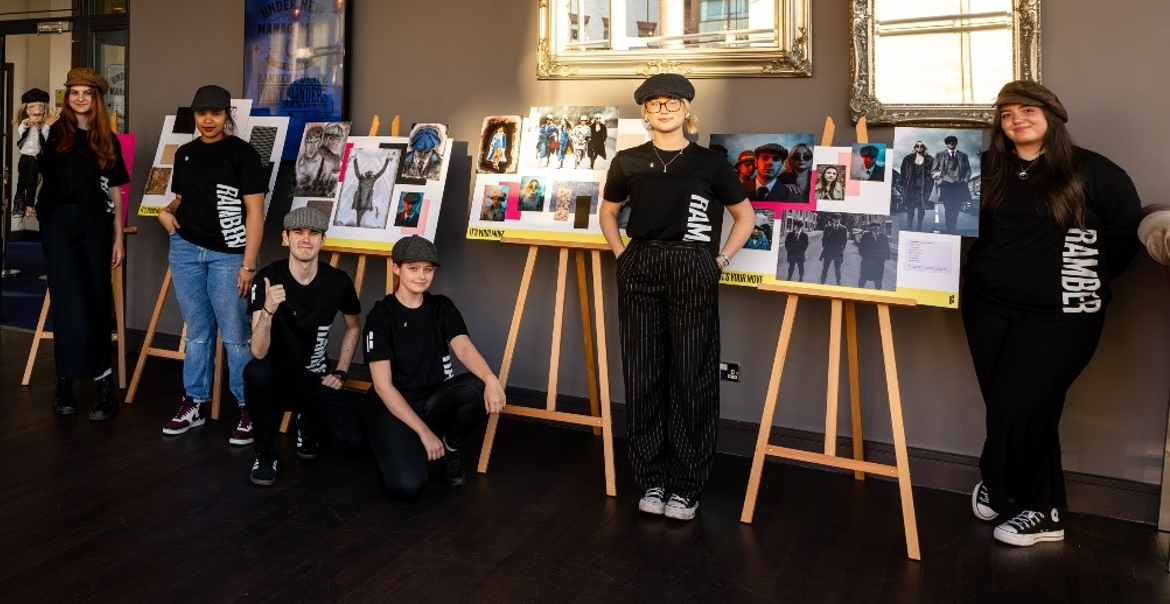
[3,328,1168,604]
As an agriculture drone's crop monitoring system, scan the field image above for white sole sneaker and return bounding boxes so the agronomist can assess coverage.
[162,417,206,436]
[993,525,1064,546]
[638,488,666,515]
[971,481,998,521]
[664,496,698,521]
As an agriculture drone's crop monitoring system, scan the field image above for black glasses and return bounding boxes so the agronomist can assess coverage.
[644,98,683,113]
[913,144,925,149]
[792,152,813,161]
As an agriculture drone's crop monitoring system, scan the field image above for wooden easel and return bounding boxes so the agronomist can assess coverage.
[23,114,137,390]
[476,238,616,497]
[739,118,922,561]
[22,227,137,389]
[275,115,398,434]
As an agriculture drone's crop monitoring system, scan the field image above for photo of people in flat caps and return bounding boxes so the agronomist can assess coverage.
[519,106,619,172]
[776,210,900,292]
[892,126,985,237]
[709,133,816,205]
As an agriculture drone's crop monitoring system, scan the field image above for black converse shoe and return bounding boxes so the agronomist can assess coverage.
[971,481,998,521]
[993,508,1064,546]
[664,494,699,521]
[441,439,466,487]
[638,487,667,515]
[250,457,278,486]
[295,415,320,460]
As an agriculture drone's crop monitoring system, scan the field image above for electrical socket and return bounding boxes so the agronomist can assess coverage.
[719,361,740,382]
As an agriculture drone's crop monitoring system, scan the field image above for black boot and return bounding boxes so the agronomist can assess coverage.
[90,374,118,421]
[52,378,78,416]
[441,438,466,488]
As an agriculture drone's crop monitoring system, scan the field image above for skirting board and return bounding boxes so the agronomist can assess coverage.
[121,330,1161,526]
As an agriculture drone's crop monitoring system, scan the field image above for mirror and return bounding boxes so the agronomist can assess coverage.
[539,0,811,79]
[850,0,1041,126]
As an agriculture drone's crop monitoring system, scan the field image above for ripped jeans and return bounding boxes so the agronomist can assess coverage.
[168,233,252,406]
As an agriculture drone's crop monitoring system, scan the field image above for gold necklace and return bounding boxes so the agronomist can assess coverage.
[650,144,685,173]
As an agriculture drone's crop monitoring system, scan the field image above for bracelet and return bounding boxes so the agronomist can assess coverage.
[330,369,348,381]
[262,307,275,316]
[240,266,256,272]
[716,253,730,268]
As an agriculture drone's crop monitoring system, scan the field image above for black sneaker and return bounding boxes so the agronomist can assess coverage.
[638,487,667,515]
[971,481,998,521]
[441,443,466,487]
[664,494,699,521]
[52,378,78,416]
[993,508,1064,546]
[295,415,320,460]
[250,457,278,486]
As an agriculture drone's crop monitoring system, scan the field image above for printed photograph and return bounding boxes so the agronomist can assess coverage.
[393,192,424,228]
[709,133,816,205]
[293,121,351,197]
[775,210,900,292]
[160,144,179,166]
[517,176,547,212]
[480,184,508,222]
[398,123,449,184]
[333,147,400,229]
[248,126,279,161]
[744,209,775,251]
[306,199,335,222]
[814,164,846,201]
[477,116,522,174]
[144,166,172,196]
[520,106,619,171]
[851,143,888,182]
[891,126,985,237]
[549,180,600,215]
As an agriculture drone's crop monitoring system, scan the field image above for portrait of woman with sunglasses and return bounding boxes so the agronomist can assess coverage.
[599,73,754,522]
[899,140,935,231]
[779,142,814,202]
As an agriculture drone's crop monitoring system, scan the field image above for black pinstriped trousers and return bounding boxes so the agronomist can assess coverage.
[616,239,722,502]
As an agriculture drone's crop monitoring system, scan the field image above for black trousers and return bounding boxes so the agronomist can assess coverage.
[362,373,487,499]
[961,289,1105,511]
[14,154,38,213]
[939,182,969,234]
[616,239,722,501]
[39,204,114,379]
[244,358,366,460]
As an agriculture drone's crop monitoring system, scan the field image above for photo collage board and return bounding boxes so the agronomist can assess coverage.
[708,127,986,308]
[466,107,649,244]
[288,122,453,252]
[138,99,288,216]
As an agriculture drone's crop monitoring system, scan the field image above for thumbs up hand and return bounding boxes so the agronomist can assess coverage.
[263,277,286,315]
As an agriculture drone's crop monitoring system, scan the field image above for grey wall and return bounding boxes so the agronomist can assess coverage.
[126,1,1170,487]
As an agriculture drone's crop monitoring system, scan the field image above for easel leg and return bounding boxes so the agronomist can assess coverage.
[22,291,52,386]
[127,268,173,403]
[742,294,800,523]
[878,304,920,560]
[478,245,539,474]
[545,249,569,411]
[576,250,602,436]
[846,301,865,480]
[114,263,127,389]
[824,299,843,455]
[590,250,616,496]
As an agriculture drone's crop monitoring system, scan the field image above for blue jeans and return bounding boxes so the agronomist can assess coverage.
[168,233,252,405]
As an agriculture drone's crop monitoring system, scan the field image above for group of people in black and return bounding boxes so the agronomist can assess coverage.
[25,68,1170,546]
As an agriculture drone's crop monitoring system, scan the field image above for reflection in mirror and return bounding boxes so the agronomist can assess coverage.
[851,0,1041,126]
[540,1,810,79]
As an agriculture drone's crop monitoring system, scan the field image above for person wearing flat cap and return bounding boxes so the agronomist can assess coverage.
[930,135,971,233]
[588,113,609,169]
[854,144,886,183]
[734,150,757,192]
[244,207,362,486]
[600,72,755,522]
[962,80,1143,548]
[361,235,506,498]
[39,67,129,421]
[748,142,791,201]
[11,87,59,216]
[158,84,269,445]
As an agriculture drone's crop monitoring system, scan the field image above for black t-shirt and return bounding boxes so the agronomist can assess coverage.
[604,141,746,253]
[36,127,130,215]
[247,260,361,373]
[964,148,1142,314]
[363,293,469,403]
[172,135,268,254]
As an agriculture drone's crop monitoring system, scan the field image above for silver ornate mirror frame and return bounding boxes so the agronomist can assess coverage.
[849,0,1042,126]
[538,0,811,79]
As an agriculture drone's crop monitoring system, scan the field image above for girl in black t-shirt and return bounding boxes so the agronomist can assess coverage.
[963,81,1142,547]
[157,85,268,445]
[39,68,129,421]
[599,73,755,521]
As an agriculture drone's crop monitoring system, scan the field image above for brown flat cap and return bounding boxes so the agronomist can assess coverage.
[64,67,109,95]
[995,80,1068,123]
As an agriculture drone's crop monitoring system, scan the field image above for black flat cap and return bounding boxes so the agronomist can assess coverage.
[634,73,695,105]
[190,84,232,111]
[21,88,49,104]
[859,145,880,158]
[393,235,441,266]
